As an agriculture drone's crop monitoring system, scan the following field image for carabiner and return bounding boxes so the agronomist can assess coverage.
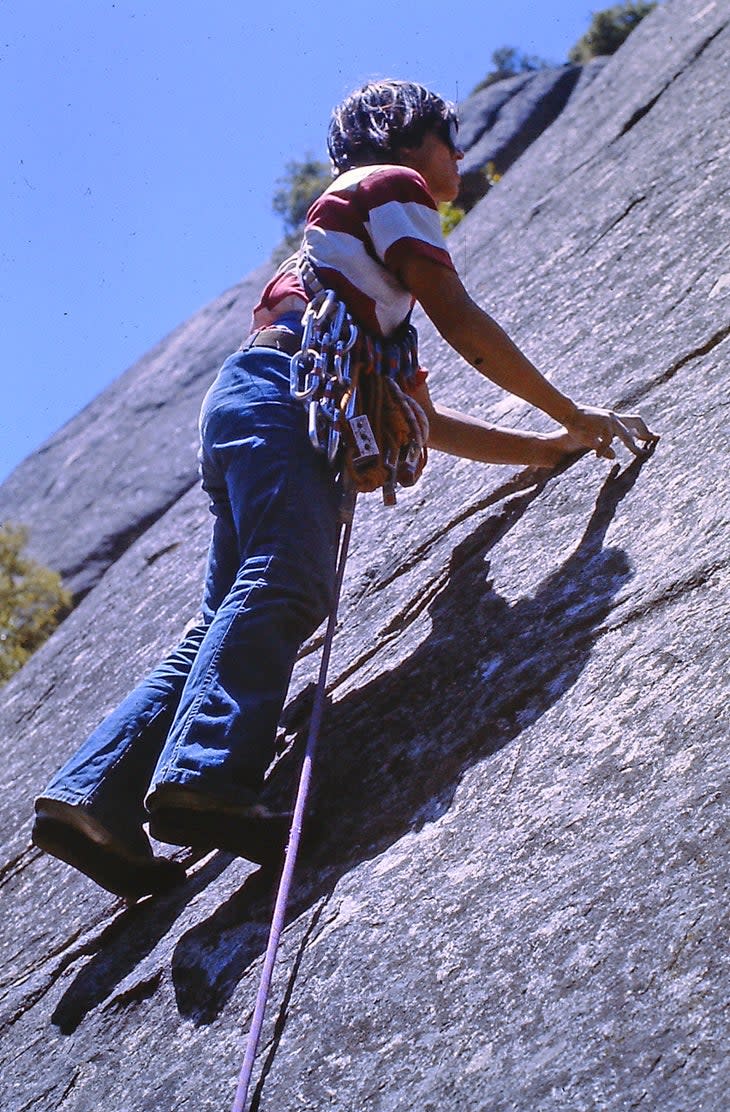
[300,302,318,354]
[290,351,321,401]
[340,319,358,354]
[344,384,358,421]
[327,424,341,464]
[315,289,338,325]
[308,398,325,453]
[333,346,349,384]
[330,300,347,343]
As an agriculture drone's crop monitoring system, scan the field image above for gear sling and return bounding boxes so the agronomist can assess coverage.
[291,249,430,505]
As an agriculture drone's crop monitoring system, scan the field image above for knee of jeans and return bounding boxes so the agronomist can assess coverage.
[270,558,336,638]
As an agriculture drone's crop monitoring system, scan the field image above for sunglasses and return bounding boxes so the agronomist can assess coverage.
[438,117,460,152]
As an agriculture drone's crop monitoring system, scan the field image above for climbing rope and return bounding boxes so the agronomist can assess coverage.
[232,256,429,1107]
[230,486,357,1112]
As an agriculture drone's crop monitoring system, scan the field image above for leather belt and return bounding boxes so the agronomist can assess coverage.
[239,326,302,356]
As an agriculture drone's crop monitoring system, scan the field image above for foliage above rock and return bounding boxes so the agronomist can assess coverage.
[568,1,658,63]
[471,46,552,94]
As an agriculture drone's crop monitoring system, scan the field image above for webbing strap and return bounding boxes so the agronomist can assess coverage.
[231,488,357,1112]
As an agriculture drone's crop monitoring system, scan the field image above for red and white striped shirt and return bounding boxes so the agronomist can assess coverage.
[252,164,455,338]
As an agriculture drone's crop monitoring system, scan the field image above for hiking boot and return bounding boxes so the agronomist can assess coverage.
[145,784,290,866]
[32,797,186,900]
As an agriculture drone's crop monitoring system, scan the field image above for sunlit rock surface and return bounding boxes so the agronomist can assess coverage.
[1,2,729,1108]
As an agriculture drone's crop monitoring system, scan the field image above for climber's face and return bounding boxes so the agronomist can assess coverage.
[398,124,464,204]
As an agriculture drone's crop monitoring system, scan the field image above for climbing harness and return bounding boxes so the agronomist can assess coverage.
[231,487,357,1112]
[290,252,430,505]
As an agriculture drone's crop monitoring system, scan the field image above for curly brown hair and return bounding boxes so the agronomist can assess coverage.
[327,79,458,174]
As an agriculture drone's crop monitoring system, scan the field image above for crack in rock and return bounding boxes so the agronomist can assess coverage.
[620,323,730,408]
[102,970,164,1015]
[0,905,126,1034]
[328,473,558,692]
[604,558,728,633]
[18,1069,80,1112]
[0,846,42,891]
[580,194,647,256]
[618,25,727,137]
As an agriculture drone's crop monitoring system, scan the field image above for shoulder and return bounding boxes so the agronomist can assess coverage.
[331,164,438,211]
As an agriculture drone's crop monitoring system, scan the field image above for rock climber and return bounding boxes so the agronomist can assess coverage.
[32,79,656,900]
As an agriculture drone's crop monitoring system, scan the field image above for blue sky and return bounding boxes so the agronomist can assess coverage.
[2,0,606,482]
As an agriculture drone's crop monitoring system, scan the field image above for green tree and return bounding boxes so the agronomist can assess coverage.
[438,201,465,236]
[0,523,71,685]
[471,46,551,94]
[272,156,332,258]
[568,2,657,63]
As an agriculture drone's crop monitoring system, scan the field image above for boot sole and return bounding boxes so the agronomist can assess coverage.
[148,805,290,866]
[32,815,186,900]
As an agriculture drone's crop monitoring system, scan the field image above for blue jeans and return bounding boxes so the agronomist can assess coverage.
[38,341,341,843]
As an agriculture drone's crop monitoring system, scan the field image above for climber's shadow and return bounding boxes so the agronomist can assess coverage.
[170,453,648,1024]
[49,849,243,1035]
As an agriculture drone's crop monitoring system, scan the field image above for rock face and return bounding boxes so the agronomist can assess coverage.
[0,262,272,600]
[456,59,608,209]
[2,1,730,1109]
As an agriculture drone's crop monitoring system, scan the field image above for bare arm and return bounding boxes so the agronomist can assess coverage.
[400,256,656,459]
[412,382,582,468]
